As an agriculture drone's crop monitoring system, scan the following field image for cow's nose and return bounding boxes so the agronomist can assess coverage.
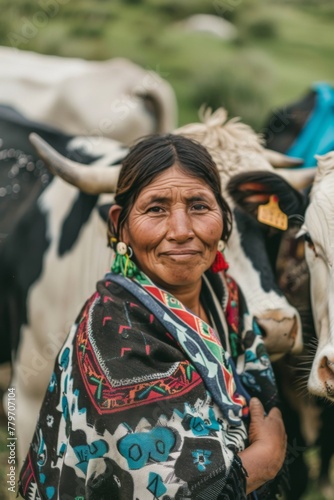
[255,311,298,356]
[318,355,334,398]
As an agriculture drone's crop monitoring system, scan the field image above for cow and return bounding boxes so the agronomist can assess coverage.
[302,151,334,398]
[0,104,129,365]
[0,110,129,463]
[263,86,334,498]
[225,160,334,498]
[263,82,334,166]
[0,46,177,146]
[301,152,334,499]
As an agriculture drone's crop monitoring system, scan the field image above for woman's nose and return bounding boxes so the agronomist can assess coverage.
[167,209,194,241]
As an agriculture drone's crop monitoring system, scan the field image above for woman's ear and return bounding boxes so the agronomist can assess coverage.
[108,204,122,233]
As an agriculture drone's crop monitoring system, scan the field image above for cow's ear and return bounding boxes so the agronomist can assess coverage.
[227,171,307,220]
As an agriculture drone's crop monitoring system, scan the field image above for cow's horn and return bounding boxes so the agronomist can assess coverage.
[275,167,317,190]
[263,149,304,168]
[29,133,121,194]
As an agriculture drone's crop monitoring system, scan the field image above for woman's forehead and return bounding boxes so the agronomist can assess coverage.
[138,168,215,200]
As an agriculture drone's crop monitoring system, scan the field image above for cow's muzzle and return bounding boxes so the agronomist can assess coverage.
[255,310,299,360]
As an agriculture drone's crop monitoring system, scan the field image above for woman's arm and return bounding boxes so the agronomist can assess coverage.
[238,397,287,494]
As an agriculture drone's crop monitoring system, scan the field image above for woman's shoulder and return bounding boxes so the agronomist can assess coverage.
[72,275,127,320]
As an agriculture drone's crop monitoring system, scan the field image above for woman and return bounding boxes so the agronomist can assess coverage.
[19,134,286,499]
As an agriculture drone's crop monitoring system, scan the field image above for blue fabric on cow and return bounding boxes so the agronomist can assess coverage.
[18,268,282,499]
[286,83,334,166]
[263,82,334,166]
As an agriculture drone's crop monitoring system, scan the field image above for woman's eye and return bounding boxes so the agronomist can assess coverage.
[147,206,164,213]
[192,203,208,211]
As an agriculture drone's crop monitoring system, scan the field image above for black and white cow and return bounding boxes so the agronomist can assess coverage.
[2,107,314,466]
[298,149,334,496]
[263,87,334,498]
[0,109,128,462]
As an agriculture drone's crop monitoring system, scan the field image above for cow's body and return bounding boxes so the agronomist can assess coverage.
[0,46,177,145]
[305,152,334,397]
[3,107,311,465]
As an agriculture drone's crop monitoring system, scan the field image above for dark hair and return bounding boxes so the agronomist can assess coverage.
[113,133,232,241]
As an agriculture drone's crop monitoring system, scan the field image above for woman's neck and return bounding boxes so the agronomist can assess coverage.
[165,280,210,324]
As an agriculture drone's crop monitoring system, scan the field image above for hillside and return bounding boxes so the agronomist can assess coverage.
[0,0,333,129]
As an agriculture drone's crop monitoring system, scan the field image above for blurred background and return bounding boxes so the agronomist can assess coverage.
[0,0,333,130]
[0,0,333,498]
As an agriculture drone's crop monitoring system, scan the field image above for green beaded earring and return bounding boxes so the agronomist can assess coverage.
[111,241,139,278]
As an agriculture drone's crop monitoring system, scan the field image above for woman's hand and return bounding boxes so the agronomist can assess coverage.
[238,397,287,494]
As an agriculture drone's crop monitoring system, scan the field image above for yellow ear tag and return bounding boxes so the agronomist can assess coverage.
[257,195,288,230]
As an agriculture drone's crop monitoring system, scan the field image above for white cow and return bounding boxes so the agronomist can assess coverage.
[300,151,334,398]
[0,46,177,145]
[9,108,314,464]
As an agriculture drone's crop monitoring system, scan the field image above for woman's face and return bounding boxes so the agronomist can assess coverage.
[120,164,223,292]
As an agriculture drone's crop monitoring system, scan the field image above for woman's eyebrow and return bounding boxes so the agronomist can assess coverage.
[144,194,210,204]
[187,195,210,202]
[142,195,170,204]
[141,190,213,205]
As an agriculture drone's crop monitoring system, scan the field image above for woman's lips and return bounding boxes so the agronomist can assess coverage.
[159,250,201,261]
[161,249,200,256]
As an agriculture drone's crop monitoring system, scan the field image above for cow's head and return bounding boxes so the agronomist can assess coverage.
[298,152,334,399]
[226,170,313,360]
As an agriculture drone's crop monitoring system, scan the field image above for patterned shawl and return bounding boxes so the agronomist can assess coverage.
[19,269,281,500]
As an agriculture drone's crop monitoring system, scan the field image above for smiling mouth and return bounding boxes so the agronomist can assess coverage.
[161,250,200,256]
[160,252,201,262]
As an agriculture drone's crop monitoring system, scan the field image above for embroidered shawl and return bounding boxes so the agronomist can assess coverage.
[19,270,280,500]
